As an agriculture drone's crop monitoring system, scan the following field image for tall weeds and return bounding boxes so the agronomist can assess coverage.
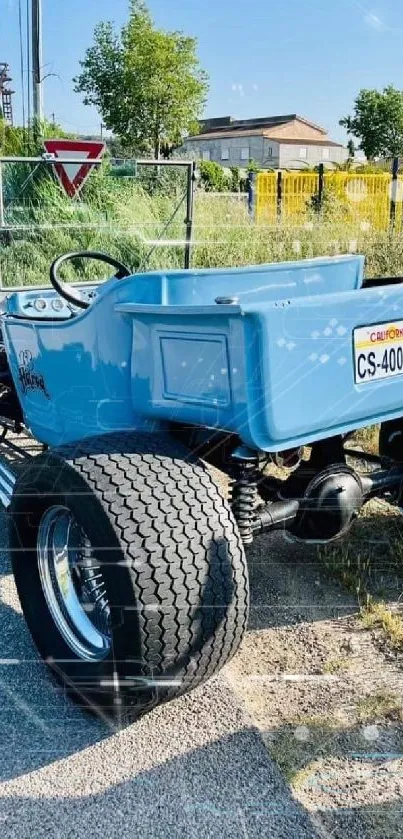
[2,170,403,286]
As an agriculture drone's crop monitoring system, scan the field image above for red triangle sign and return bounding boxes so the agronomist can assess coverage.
[43,139,105,198]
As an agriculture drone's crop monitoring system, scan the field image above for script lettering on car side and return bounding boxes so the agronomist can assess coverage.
[18,350,50,399]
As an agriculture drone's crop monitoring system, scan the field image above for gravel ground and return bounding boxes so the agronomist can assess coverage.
[0,511,319,839]
[0,459,402,838]
[227,530,403,839]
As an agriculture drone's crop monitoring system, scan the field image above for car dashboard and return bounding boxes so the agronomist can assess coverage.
[4,285,99,320]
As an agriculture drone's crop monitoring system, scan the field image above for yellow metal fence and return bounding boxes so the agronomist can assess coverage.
[256,171,403,230]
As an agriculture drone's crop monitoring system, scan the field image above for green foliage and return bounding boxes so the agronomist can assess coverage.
[108,135,131,160]
[36,119,76,143]
[2,197,403,286]
[347,139,355,158]
[4,162,403,287]
[247,159,260,173]
[0,118,75,157]
[74,0,209,158]
[229,166,240,192]
[352,161,392,173]
[5,153,403,290]
[0,119,77,215]
[340,86,403,159]
[0,121,27,156]
[0,172,185,287]
[307,182,350,219]
[198,160,230,192]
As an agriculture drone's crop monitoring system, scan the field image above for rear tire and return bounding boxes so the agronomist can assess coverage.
[379,420,403,461]
[9,432,249,723]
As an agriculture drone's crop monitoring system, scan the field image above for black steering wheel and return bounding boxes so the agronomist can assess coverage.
[49,250,132,310]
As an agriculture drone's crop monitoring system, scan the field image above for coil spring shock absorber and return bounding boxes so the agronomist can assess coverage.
[230,446,260,545]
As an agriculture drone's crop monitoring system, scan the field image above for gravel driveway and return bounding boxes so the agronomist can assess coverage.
[0,496,402,839]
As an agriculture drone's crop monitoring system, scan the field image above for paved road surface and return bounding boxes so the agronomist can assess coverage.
[0,514,319,839]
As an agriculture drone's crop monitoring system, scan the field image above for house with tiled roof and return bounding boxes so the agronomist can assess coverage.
[181,114,348,169]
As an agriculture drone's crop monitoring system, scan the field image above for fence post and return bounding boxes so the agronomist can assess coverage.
[318,163,324,211]
[184,160,196,269]
[390,157,399,228]
[277,171,282,220]
[247,170,256,219]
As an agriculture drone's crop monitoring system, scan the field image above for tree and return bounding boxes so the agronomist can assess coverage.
[340,86,403,159]
[74,0,208,158]
[347,139,355,158]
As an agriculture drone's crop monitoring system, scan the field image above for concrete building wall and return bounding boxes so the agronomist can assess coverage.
[182,135,279,168]
[262,138,279,168]
[182,135,348,170]
[279,142,349,169]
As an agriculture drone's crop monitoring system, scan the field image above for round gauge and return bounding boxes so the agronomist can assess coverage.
[51,298,65,311]
[34,298,47,312]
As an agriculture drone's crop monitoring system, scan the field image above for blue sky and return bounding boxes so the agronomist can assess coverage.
[2,0,403,142]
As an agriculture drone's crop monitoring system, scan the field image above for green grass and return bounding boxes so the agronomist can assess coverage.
[3,168,403,286]
[318,426,403,652]
[320,499,403,651]
[360,600,403,651]
[266,715,339,785]
[321,656,351,674]
[193,194,403,276]
[267,696,403,791]
[356,690,403,722]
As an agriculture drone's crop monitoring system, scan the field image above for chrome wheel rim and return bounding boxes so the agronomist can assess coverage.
[37,505,111,661]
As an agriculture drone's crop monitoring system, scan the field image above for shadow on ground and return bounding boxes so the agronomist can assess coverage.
[0,726,320,839]
[264,715,403,839]
[247,509,403,632]
[0,507,402,838]
[247,529,359,631]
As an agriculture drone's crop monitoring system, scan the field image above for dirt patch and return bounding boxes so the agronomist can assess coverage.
[224,524,403,838]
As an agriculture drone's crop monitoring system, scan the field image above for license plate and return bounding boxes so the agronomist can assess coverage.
[354,321,403,384]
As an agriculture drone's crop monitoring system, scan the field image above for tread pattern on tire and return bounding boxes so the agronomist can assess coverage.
[12,432,249,714]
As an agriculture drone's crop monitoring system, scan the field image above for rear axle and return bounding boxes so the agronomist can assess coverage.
[230,445,403,546]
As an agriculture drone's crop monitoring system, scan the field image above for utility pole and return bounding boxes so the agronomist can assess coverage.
[32,0,44,125]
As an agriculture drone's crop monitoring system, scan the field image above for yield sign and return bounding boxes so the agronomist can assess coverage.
[43,139,105,198]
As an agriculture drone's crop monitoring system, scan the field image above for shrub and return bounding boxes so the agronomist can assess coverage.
[198,160,230,192]
[0,118,75,158]
[247,159,260,174]
[230,166,240,192]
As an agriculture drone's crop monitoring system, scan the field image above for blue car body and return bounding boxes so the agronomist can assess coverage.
[2,253,403,451]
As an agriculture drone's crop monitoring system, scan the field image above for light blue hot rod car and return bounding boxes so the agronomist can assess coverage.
[1,249,402,721]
